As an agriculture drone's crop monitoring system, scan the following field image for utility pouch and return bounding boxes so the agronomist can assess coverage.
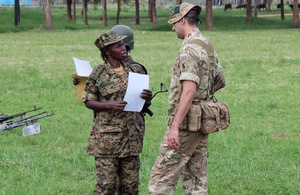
[167,107,188,130]
[200,99,230,135]
[188,38,229,135]
[187,104,202,131]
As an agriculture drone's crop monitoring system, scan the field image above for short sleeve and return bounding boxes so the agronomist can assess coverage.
[178,47,200,85]
[81,78,99,103]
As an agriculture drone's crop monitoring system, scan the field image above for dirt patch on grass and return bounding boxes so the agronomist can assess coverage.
[257,13,293,17]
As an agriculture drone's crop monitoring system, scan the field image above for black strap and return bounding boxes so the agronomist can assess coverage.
[129,61,148,75]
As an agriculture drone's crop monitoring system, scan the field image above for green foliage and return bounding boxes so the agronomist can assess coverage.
[91,0,101,10]
[0,5,299,195]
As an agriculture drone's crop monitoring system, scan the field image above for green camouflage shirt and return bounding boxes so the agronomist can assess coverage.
[81,61,145,158]
[168,28,223,107]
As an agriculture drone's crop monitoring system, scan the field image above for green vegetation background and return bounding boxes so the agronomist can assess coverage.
[0,5,299,195]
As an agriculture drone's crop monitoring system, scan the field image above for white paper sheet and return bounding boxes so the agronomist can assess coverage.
[123,72,149,112]
[73,57,93,77]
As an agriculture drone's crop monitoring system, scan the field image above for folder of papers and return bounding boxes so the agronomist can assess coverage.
[71,57,93,101]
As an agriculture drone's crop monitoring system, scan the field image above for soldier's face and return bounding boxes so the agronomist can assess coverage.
[172,19,184,39]
[107,41,127,60]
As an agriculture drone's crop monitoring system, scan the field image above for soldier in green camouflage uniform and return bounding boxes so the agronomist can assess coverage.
[148,2,225,195]
[81,31,152,195]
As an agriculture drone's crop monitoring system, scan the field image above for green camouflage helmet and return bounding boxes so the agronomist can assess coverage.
[111,25,134,51]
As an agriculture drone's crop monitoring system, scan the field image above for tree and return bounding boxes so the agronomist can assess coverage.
[43,0,52,29]
[292,0,299,28]
[72,0,76,22]
[135,0,140,24]
[149,0,153,22]
[206,0,214,30]
[280,0,284,20]
[150,0,157,29]
[83,0,88,25]
[117,0,120,24]
[67,0,72,20]
[14,0,20,26]
[267,0,271,11]
[103,0,107,26]
[254,0,257,18]
[246,0,252,21]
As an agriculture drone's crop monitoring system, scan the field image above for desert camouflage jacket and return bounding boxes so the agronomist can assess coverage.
[168,28,223,108]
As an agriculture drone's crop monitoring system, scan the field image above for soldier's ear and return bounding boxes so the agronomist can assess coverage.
[181,17,187,25]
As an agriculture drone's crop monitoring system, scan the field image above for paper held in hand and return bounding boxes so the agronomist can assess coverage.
[72,57,93,77]
[123,72,149,112]
[71,57,93,101]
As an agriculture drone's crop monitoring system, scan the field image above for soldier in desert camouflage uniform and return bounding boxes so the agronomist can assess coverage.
[148,2,225,195]
[81,31,152,195]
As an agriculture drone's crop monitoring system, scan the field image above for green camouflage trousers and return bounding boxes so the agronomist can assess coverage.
[93,156,140,195]
[149,129,208,195]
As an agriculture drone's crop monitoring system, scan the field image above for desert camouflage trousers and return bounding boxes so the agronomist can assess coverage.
[149,129,208,195]
[93,156,140,195]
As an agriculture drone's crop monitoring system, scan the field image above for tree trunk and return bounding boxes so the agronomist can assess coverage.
[176,0,182,5]
[292,0,299,28]
[14,0,20,26]
[267,0,271,11]
[280,0,284,20]
[117,0,120,24]
[67,0,72,20]
[246,0,252,21]
[149,0,153,22]
[254,0,257,17]
[83,1,88,25]
[206,0,214,31]
[135,0,140,24]
[72,0,76,22]
[151,0,157,29]
[103,0,107,26]
[43,0,52,29]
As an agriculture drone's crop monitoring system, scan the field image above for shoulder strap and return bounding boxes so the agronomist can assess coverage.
[129,61,148,75]
[89,64,105,80]
[189,39,215,57]
[189,39,216,98]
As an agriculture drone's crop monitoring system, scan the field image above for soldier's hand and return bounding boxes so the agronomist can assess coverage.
[108,101,128,111]
[213,73,225,93]
[167,128,180,150]
[73,79,80,86]
[140,89,152,101]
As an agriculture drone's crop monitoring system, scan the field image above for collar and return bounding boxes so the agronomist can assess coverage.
[104,61,129,75]
[183,28,201,45]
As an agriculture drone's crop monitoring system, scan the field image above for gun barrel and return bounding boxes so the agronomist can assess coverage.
[0,113,55,132]
[0,107,42,123]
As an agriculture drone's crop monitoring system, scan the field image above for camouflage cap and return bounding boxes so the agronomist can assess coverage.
[94,31,126,50]
[168,2,201,24]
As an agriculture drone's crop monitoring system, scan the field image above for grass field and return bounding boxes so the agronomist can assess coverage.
[0,5,299,195]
